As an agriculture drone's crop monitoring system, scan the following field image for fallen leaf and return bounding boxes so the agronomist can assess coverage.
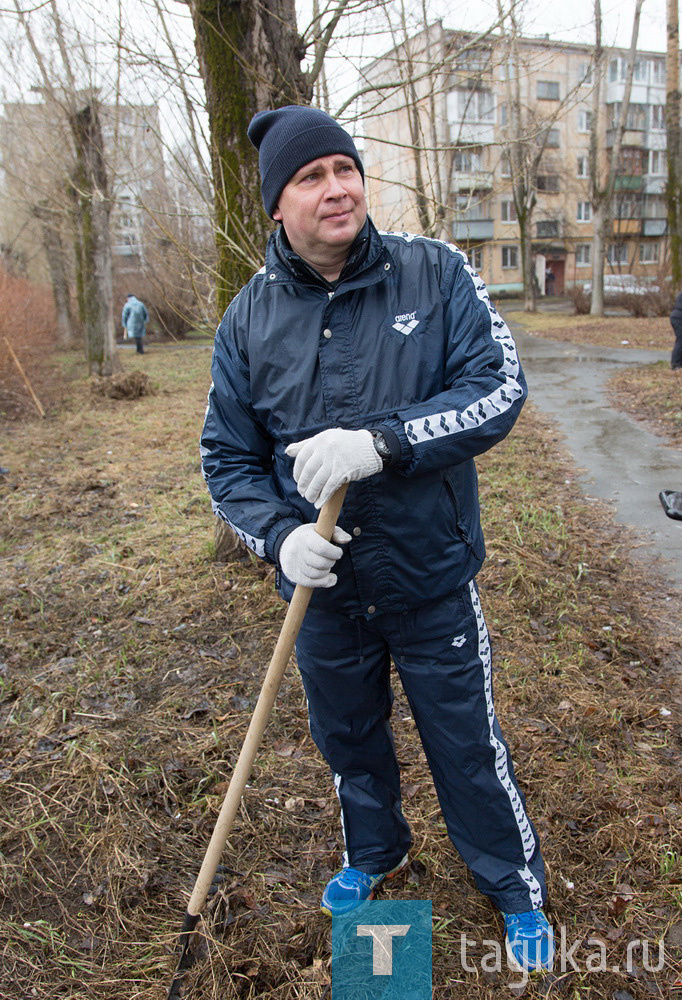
[608,895,629,917]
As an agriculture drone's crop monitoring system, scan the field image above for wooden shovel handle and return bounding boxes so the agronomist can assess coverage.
[186,484,348,917]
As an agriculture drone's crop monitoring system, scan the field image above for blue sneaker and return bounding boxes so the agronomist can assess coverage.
[320,855,409,916]
[503,909,554,971]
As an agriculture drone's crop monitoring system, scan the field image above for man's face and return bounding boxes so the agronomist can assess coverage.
[272,154,367,258]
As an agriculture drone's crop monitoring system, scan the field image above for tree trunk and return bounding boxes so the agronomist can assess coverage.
[590,0,643,314]
[666,0,682,285]
[188,1,312,565]
[589,0,604,314]
[33,202,77,347]
[519,211,536,312]
[214,519,250,562]
[591,202,607,315]
[68,101,117,376]
[188,0,311,315]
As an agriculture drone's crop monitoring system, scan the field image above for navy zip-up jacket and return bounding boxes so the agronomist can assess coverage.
[200,219,527,617]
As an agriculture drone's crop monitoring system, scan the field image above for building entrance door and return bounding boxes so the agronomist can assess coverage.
[546,259,565,295]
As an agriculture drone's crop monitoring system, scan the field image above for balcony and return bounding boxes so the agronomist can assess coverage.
[449,121,495,145]
[452,219,494,241]
[113,242,140,257]
[644,176,666,195]
[536,220,561,238]
[606,128,644,147]
[611,218,641,235]
[451,171,494,192]
[643,218,667,236]
[614,175,644,191]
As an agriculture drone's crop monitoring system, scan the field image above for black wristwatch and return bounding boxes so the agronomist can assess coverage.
[370,430,391,466]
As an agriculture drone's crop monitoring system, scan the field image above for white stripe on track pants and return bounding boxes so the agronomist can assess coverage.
[295,581,546,913]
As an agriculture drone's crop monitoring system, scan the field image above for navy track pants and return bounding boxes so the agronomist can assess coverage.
[295,581,546,914]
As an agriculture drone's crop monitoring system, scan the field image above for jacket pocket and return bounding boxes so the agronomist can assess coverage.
[443,470,484,560]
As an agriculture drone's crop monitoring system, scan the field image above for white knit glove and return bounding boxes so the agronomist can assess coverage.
[286,428,383,508]
[279,523,352,588]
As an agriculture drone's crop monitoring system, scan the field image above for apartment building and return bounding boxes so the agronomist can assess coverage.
[0,93,167,284]
[361,23,668,294]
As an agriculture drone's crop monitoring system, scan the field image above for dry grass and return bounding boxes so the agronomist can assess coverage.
[0,270,61,419]
[605,363,682,449]
[506,310,673,352]
[1,346,681,999]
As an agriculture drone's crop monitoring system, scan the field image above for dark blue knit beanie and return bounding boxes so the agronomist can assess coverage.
[247,105,364,218]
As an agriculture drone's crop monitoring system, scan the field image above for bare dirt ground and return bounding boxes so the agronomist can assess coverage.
[605,364,682,449]
[1,346,681,999]
[505,311,673,353]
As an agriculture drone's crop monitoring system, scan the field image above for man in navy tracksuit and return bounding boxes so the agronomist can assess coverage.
[200,106,553,971]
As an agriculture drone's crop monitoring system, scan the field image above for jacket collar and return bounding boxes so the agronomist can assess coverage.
[264,216,392,291]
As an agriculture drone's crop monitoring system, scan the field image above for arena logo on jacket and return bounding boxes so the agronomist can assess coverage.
[392,310,420,335]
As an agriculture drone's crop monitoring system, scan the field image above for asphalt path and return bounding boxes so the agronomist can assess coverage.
[508,323,682,593]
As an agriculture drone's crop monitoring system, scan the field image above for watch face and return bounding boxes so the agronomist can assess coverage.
[372,432,390,460]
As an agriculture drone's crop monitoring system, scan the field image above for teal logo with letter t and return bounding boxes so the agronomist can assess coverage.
[332,900,432,999]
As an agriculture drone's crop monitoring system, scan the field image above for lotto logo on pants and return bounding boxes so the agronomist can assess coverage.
[332,900,432,999]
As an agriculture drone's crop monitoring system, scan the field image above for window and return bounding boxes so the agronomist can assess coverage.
[578,110,593,133]
[610,101,647,130]
[502,245,518,268]
[541,127,560,148]
[652,59,665,84]
[501,199,517,221]
[499,103,508,126]
[620,146,646,175]
[629,104,647,130]
[633,59,648,82]
[576,243,591,266]
[609,58,623,82]
[644,195,667,218]
[455,192,490,220]
[577,201,592,222]
[639,242,659,263]
[500,155,511,177]
[454,89,494,122]
[469,246,484,270]
[537,80,560,100]
[498,58,515,81]
[454,47,491,74]
[650,104,665,129]
[577,155,589,178]
[536,220,559,237]
[578,61,593,85]
[649,150,664,175]
[537,175,560,193]
[615,195,641,219]
[454,147,482,172]
[607,242,629,265]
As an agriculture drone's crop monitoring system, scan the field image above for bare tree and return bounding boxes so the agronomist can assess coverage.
[588,0,643,315]
[68,100,117,373]
[184,0,311,312]
[32,201,77,346]
[496,0,584,311]
[666,0,682,285]
[11,0,118,374]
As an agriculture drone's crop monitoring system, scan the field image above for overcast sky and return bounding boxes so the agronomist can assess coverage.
[471,0,668,50]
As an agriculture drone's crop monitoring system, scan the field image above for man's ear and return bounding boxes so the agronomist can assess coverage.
[272,206,283,222]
